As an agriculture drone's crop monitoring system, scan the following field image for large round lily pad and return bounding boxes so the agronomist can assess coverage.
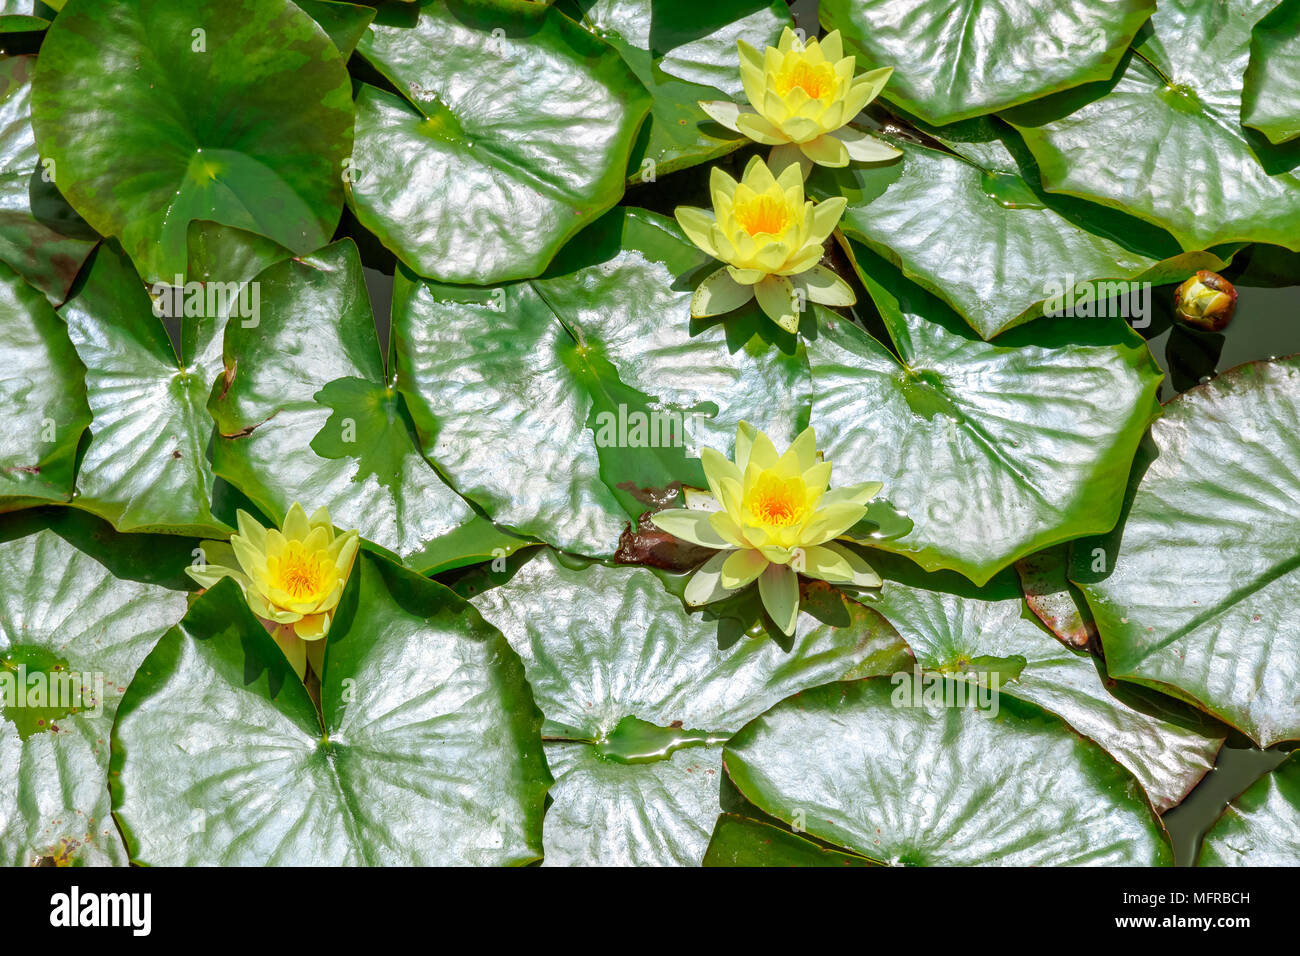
[1072,357,1300,748]
[111,555,551,865]
[806,242,1163,586]
[1006,0,1300,252]
[463,548,910,866]
[725,678,1173,865]
[349,0,651,284]
[1242,0,1300,145]
[810,133,1229,339]
[31,0,353,283]
[394,207,808,557]
[207,238,520,573]
[863,551,1224,812]
[0,508,193,866]
[819,0,1155,125]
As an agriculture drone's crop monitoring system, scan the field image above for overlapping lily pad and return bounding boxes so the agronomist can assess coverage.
[394,207,809,557]
[111,555,550,865]
[810,134,1230,339]
[0,261,88,510]
[350,0,651,284]
[463,548,910,866]
[1242,0,1300,145]
[59,245,232,536]
[702,813,874,866]
[0,55,96,305]
[31,0,353,282]
[207,239,517,573]
[560,0,793,181]
[863,552,1224,811]
[819,0,1155,125]
[805,242,1163,586]
[296,0,375,57]
[724,678,1173,865]
[1072,357,1300,748]
[1199,754,1300,866]
[0,508,193,866]
[1006,0,1300,252]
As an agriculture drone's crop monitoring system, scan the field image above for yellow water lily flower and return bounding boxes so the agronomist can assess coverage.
[675,155,854,332]
[651,422,882,636]
[186,503,359,678]
[700,28,900,173]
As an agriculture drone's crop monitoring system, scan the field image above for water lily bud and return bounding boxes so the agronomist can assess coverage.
[1174,271,1237,331]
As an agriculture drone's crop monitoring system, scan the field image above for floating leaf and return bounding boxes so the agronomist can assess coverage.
[1072,357,1300,747]
[1006,0,1300,252]
[725,678,1173,865]
[111,555,551,865]
[0,261,88,510]
[561,0,793,181]
[702,813,875,867]
[1242,0,1300,145]
[806,242,1162,585]
[811,134,1230,339]
[463,548,909,865]
[31,0,353,282]
[0,55,96,304]
[864,551,1224,812]
[394,207,809,557]
[0,508,193,866]
[349,0,651,283]
[208,239,498,572]
[819,0,1155,125]
[59,245,231,536]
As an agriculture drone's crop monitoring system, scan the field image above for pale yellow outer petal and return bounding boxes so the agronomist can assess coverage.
[235,509,268,553]
[753,274,800,332]
[801,501,870,546]
[807,195,848,243]
[675,205,720,258]
[820,30,843,62]
[737,41,767,112]
[692,266,755,317]
[819,540,883,587]
[685,550,735,606]
[800,133,850,168]
[736,111,788,145]
[793,265,857,307]
[698,98,746,133]
[650,509,732,549]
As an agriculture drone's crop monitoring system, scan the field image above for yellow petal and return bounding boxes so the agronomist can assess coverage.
[720,548,769,590]
[737,40,766,112]
[799,133,850,168]
[282,502,310,541]
[675,205,720,258]
[736,111,788,145]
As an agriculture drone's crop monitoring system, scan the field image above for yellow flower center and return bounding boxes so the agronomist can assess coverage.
[745,472,808,528]
[733,194,792,237]
[271,544,330,602]
[774,59,836,100]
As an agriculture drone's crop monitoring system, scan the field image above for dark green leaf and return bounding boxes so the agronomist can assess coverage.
[111,555,551,865]
[1199,753,1300,865]
[1242,0,1300,146]
[1072,357,1300,747]
[350,0,651,283]
[725,678,1174,865]
[31,0,353,282]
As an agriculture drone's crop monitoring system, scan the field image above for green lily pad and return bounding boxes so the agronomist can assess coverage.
[463,548,910,865]
[725,678,1173,865]
[58,245,233,536]
[1199,753,1300,865]
[0,508,194,866]
[110,555,551,865]
[810,134,1231,339]
[863,551,1225,812]
[394,207,809,558]
[806,241,1163,586]
[560,0,793,181]
[702,813,875,867]
[349,0,650,284]
[0,1,50,32]
[819,0,1155,126]
[31,0,353,283]
[1072,357,1300,747]
[207,239,505,572]
[1242,0,1300,145]
[0,55,96,305]
[1005,0,1300,252]
[0,261,89,510]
